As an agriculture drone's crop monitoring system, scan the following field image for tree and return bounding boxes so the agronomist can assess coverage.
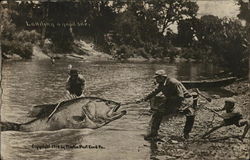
[195,15,223,46]
[237,0,250,78]
[0,7,17,41]
[177,18,199,47]
[108,0,199,59]
[216,19,248,76]
[1,4,41,59]
[237,0,250,23]
[200,17,248,76]
[147,0,199,34]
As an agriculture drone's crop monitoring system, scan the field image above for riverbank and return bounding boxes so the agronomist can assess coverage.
[149,80,249,160]
[2,40,113,61]
[2,40,205,63]
[33,40,113,61]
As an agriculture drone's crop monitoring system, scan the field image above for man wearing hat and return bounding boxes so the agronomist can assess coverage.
[202,98,249,140]
[66,69,85,97]
[137,69,194,140]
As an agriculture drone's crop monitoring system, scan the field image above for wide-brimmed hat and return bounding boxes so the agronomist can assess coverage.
[154,70,167,78]
[69,69,78,76]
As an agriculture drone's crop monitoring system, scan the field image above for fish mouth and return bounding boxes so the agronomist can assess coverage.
[75,102,126,127]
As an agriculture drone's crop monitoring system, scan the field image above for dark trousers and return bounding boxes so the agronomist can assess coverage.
[149,111,195,136]
[183,116,195,135]
[149,112,164,136]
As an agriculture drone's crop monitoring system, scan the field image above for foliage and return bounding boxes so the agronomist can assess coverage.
[1,5,41,59]
[14,30,41,44]
[112,10,141,47]
[177,14,249,76]
[113,45,132,60]
[146,0,199,34]
[237,0,250,77]
[177,18,199,47]
[106,0,198,60]
[0,8,17,40]
[2,40,33,59]
[1,0,200,58]
[211,18,248,76]
[195,15,224,47]
[180,46,213,61]
[237,0,250,23]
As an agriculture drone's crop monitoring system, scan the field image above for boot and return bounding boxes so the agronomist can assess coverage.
[144,134,157,140]
[144,130,158,140]
[183,116,195,139]
[184,133,189,139]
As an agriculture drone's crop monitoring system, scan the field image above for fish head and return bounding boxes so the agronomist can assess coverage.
[77,98,126,128]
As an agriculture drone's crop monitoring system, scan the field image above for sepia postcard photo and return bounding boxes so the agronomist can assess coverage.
[0,0,249,160]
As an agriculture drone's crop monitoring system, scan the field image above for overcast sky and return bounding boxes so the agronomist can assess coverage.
[169,0,240,33]
[197,0,240,18]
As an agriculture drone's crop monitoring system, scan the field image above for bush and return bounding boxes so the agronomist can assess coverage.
[46,27,74,53]
[179,15,249,76]
[113,45,133,60]
[1,8,41,59]
[210,18,248,76]
[2,40,33,59]
[136,47,149,59]
[14,30,41,44]
[2,29,41,59]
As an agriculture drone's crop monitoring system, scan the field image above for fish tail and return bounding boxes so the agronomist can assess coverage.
[0,121,21,131]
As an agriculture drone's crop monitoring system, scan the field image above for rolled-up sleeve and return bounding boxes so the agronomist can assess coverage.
[78,75,85,90]
[66,77,70,91]
[176,83,185,98]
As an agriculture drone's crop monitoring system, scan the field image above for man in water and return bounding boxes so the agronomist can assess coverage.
[46,68,85,122]
[66,69,85,98]
[137,70,195,140]
[202,98,249,140]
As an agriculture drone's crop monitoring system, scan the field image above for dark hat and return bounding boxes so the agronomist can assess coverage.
[69,69,78,76]
[224,98,236,110]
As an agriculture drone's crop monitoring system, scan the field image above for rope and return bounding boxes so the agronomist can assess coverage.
[120,101,137,106]
[201,105,223,118]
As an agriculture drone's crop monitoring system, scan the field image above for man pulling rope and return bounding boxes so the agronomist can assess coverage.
[202,98,249,141]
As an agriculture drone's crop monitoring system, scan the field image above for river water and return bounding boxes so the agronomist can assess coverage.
[1,59,223,160]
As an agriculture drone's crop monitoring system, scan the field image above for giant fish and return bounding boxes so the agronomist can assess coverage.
[0,97,126,132]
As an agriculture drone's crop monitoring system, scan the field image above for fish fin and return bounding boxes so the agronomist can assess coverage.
[0,122,21,131]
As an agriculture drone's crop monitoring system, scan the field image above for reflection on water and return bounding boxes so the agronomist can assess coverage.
[176,62,222,81]
[1,59,222,160]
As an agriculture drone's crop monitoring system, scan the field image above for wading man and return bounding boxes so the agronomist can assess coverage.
[47,68,85,122]
[137,70,195,140]
[66,69,85,98]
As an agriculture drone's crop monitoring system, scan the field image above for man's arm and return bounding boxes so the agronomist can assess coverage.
[142,85,162,102]
[78,74,84,80]
[212,106,225,112]
[175,83,185,98]
[78,74,85,93]
[66,77,70,91]
[79,75,85,86]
